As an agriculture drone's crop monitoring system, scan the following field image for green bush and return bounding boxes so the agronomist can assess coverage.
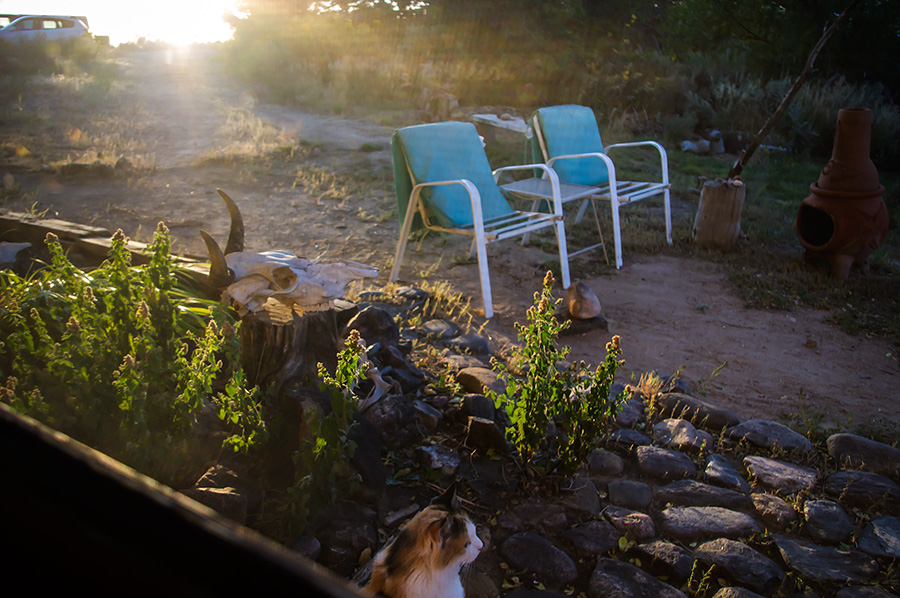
[0,36,102,77]
[793,78,900,168]
[0,225,266,486]
[489,272,624,477]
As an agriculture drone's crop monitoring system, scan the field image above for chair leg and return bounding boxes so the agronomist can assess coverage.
[555,219,571,290]
[664,187,673,245]
[574,198,590,224]
[588,199,610,266]
[610,199,623,269]
[390,196,420,282]
[521,198,541,246]
[472,237,494,319]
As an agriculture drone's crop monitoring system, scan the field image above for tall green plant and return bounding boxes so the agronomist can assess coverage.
[286,330,367,535]
[0,225,266,485]
[490,272,624,476]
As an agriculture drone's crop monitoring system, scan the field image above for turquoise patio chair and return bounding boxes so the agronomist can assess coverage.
[531,104,672,269]
[390,121,571,318]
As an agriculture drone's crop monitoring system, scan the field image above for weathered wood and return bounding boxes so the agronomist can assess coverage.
[0,211,111,243]
[239,299,340,394]
[0,211,202,267]
[72,235,151,265]
[692,180,746,249]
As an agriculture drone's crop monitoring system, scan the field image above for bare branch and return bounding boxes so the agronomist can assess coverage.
[727,0,861,180]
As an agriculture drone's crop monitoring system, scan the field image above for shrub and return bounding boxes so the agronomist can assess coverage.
[0,36,102,77]
[793,77,900,168]
[0,224,266,486]
[489,272,624,477]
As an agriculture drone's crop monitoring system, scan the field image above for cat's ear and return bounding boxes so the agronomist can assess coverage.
[430,481,458,511]
[438,516,454,546]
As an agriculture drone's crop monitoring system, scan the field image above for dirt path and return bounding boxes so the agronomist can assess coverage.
[3,47,898,432]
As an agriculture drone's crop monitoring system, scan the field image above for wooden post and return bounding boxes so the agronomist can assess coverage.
[692,180,746,249]
[239,299,340,395]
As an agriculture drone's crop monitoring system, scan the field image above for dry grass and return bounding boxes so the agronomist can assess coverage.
[206,105,294,159]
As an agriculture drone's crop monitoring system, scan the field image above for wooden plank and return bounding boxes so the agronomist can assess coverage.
[71,236,151,265]
[0,212,111,245]
[0,211,205,268]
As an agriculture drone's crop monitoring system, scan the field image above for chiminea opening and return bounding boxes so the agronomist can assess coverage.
[797,204,834,248]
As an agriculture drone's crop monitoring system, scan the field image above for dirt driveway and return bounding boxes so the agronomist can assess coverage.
[3,47,898,432]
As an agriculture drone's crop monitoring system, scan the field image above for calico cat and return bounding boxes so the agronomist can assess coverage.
[364,485,483,598]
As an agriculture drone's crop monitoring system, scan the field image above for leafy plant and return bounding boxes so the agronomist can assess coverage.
[489,272,624,476]
[0,225,266,486]
[286,329,367,535]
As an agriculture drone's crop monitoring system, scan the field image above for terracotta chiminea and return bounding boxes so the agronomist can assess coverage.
[796,108,888,279]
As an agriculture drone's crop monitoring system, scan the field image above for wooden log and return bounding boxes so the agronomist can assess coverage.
[239,299,340,395]
[0,211,110,243]
[71,235,151,265]
[692,180,746,249]
[0,211,204,268]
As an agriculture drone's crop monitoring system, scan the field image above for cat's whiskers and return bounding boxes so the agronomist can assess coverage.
[459,561,474,590]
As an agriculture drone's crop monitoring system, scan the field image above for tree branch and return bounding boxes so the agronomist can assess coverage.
[727,0,861,180]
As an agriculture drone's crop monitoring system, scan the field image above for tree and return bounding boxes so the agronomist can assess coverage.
[235,0,314,18]
[661,0,900,102]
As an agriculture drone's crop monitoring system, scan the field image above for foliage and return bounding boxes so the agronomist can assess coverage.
[489,272,624,477]
[793,77,900,166]
[0,36,104,79]
[0,225,266,486]
[286,330,366,535]
[222,2,900,169]
[661,0,900,103]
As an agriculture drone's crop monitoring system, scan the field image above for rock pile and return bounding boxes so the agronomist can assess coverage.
[185,286,900,598]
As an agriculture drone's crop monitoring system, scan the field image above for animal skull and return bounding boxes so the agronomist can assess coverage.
[201,190,377,315]
[222,250,377,315]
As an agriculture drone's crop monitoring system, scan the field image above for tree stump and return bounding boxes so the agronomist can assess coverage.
[692,180,746,249]
[239,299,340,395]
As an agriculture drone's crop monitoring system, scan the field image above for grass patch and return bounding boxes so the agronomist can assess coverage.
[485,127,900,347]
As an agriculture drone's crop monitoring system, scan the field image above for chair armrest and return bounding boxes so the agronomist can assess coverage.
[604,141,669,184]
[493,164,564,216]
[411,178,485,232]
[493,163,556,179]
[412,179,477,192]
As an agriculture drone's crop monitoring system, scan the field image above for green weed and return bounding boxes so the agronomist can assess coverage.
[0,224,266,487]
[489,272,624,477]
[286,330,366,536]
[692,361,728,396]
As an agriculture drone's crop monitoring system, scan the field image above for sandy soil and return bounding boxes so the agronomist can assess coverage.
[3,47,898,431]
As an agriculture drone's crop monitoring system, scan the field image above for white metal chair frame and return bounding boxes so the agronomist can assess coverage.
[390,162,571,319]
[533,115,673,269]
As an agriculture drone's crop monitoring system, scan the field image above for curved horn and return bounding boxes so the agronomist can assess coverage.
[217,188,244,255]
[200,229,235,288]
